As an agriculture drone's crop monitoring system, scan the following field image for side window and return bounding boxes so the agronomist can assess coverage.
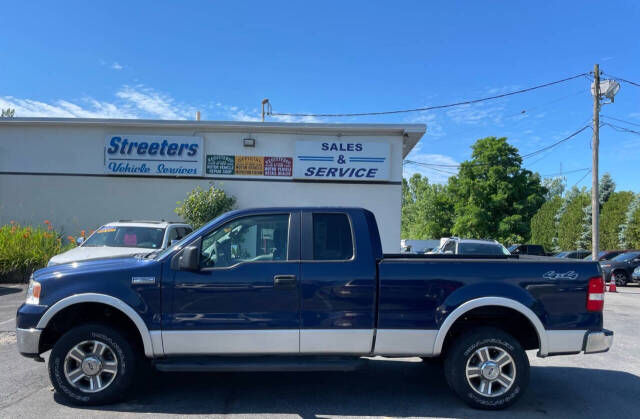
[442,240,455,253]
[312,213,354,261]
[200,214,290,268]
[168,227,179,242]
[181,227,193,237]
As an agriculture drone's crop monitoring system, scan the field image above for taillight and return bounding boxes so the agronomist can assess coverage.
[587,276,604,311]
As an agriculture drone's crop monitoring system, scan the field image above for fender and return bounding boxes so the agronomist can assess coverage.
[36,293,156,358]
[432,296,549,356]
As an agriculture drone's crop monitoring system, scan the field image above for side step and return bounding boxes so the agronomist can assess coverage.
[153,356,366,372]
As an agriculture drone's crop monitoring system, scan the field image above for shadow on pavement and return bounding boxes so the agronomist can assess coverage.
[0,286,23,297]
[55,360,640,418]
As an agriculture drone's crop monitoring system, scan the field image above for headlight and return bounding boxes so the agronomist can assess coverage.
[26,278,41,305]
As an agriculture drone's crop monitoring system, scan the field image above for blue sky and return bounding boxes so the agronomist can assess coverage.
[1,1,639,190]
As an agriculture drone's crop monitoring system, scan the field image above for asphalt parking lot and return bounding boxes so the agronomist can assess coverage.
[1,284,639,419]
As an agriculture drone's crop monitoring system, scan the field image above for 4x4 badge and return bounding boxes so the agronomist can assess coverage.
[543,270,579,280]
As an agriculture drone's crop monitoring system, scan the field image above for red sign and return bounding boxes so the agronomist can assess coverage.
[264,157,293,177]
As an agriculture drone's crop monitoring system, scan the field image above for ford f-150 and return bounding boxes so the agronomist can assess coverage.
[16,207,613,409]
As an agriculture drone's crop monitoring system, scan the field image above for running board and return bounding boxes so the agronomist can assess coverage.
[153,356,366,372]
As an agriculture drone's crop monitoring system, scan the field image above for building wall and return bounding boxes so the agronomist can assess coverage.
[0,122,414,252]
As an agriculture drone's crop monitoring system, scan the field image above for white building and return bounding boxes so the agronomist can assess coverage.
[0,118,425,252]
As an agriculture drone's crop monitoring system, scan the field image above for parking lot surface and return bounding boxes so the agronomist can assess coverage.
[1,284,639,418]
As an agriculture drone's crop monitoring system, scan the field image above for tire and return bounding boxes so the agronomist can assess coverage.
[444,327,529,410]
[48,324,138,405]
[613,271,629,286]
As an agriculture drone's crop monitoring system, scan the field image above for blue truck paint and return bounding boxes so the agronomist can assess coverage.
[17,207,608,358]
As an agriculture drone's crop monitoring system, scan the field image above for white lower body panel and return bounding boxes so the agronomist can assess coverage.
[300,329,374,353]
[162,330,299,355]
[373,329,438,356]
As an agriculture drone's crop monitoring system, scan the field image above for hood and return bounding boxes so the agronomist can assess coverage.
[35,255,157,280]
[48,246,154,266]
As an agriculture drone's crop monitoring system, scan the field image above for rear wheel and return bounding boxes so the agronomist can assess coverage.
[613,271,628,286]
[48,324,138,405]
[444,327,529,410]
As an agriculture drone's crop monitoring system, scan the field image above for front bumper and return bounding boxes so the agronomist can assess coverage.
[16,327,42,357]
[583,329,613,354]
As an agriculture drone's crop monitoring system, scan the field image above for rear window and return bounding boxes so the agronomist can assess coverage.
[458,242,507,255]
[312,213,354,260]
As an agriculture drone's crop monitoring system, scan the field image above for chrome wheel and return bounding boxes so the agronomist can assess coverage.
[614,272,628,286]
[63,340,118,393]
[465,345,516,398]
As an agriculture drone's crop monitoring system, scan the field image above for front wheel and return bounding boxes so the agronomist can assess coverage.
[48,324,138,405]
[444,327,529,410]
[613,271,628,286]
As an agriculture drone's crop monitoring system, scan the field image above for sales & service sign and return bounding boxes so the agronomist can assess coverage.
[105,135,203,176]
[294,140,390,181]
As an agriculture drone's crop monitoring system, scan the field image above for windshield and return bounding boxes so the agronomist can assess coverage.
[458,242,511,255]
[151,213,229,259]
[507,244,519,252]
[82,226,165,249]
[554,252,569,258]
[612,252,640,262]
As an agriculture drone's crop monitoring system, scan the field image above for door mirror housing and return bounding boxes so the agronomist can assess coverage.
[179,245,201,271]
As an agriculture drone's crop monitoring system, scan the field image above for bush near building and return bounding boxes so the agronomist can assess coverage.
[0,221,75,282]
[174,185,236,229]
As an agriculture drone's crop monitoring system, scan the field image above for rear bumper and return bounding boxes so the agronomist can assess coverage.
[583,329,613,354]
[16,327,42,357]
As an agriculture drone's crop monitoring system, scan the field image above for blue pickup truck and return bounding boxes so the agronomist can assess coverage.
[16,207,613,410]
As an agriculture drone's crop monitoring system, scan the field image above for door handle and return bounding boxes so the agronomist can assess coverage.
[274,274,297,288]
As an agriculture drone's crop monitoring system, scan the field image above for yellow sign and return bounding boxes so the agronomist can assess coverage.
[235,156,264,175]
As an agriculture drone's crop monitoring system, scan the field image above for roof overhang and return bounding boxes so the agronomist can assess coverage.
[0,117,426,158]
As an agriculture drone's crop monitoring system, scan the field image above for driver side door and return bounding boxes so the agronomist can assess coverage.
[163,211,301,355]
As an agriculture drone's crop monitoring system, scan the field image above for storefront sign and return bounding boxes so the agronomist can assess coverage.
[104,135,203,176]
[206,155,235,175]
[294,141,390,181]
[235,156,264,175]
[264,157,293,176]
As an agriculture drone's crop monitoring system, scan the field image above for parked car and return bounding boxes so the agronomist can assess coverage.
[47,220,192,266]
[600,250,640,286]
[583,250,626,261]
[17,207,612,410]
[554,250,591,259]
[507,244,548,256]
[438,237,511,255]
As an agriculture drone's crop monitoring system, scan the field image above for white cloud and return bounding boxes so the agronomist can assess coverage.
[446,102,506,125]
[115,85,194,119]
[407,112,445,137]
[403,151,459,184]
[110,62,123,70]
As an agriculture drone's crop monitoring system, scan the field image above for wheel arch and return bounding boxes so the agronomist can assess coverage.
[36,293,156,357]
[433,297,548,356]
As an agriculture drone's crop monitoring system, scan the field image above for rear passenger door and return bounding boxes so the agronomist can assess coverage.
[299,210,377,354]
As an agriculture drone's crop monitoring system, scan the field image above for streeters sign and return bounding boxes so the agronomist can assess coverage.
[104,135,203,176]
[294,140,390,181]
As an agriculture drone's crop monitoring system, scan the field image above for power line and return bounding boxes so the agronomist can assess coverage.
[603,73,640,88]
[404,123,591,169]
[601,114,640,128]
[270,73,589,118]
[601,122,640,136]
[403,161,458,175]
[571,169,592,188]
[540,167,590,177]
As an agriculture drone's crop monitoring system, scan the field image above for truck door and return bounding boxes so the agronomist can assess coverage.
[163,211,301,355]
[299,210,377,354]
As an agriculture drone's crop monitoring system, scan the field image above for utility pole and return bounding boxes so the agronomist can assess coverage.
[591,64,600,261]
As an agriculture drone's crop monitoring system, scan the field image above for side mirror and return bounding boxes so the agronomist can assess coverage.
[178,245,200,271]
[76,237,84,245]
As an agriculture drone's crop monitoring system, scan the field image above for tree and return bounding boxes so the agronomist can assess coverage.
[619,194,640,249]
[557,191,590,250]
[1,108,15,117]
[601,191,633,249]
[542,177,565,201]
[530,196,563,251]
[401,173,453,239]
[447,137,547,243]
[174,185,235,229]
[577,173,616,249]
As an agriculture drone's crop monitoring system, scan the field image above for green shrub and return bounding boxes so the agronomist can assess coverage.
[174,186,236,229]
[0,221,76,281]
[530,196,563,252]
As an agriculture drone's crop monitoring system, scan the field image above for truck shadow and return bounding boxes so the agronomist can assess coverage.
[0,286,23,297]
[57,359,640,418]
